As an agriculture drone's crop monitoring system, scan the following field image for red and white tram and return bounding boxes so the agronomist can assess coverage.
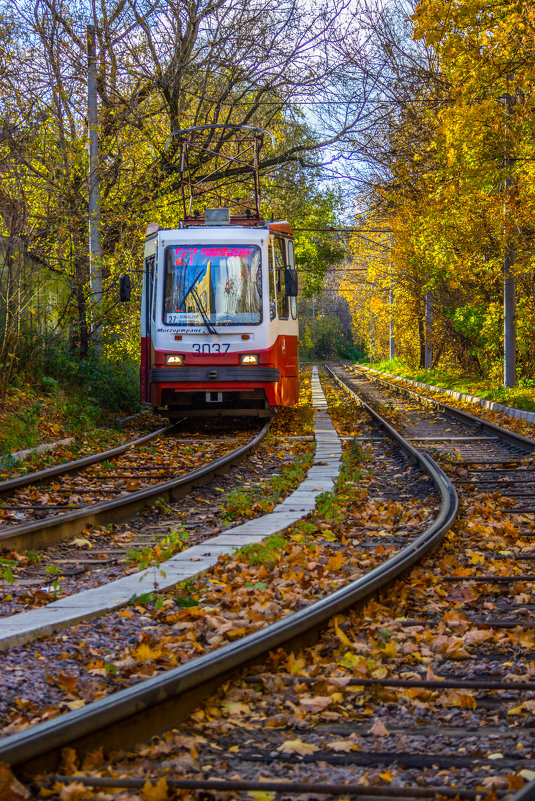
[139,210,299,417]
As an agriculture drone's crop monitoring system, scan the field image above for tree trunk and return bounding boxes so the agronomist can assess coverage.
[418,316,425,368]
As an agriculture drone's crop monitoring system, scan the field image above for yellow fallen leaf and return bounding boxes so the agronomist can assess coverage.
[226,627,248,640]
[287,651,305,675]
[65,700,85,711]
[71,538,92,548]
[327,552,344,571]
[222,702,251,715]
[328,739,358,752]
[133,643,162,662]
[334,618,352,648]
[141,777,169,801]
[439,689,477,710]
[277,739,319,755]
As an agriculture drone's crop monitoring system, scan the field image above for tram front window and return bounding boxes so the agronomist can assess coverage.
[163,245,262,325]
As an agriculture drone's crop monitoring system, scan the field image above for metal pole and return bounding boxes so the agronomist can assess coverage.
[87,24,102,352]
[504,233,516,387]
[503,85,516,387]
[424,290,433,369]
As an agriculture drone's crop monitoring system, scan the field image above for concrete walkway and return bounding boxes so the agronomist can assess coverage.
[0,367,341,649]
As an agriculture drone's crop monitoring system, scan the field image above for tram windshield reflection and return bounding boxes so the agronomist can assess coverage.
[163,244,262,325]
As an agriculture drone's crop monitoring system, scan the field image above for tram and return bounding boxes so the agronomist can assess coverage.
[138,209,299,417]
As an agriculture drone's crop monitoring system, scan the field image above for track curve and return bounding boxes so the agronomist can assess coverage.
[0,370,457,778]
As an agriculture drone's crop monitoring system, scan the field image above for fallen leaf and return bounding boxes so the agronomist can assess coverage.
[277,739,319,755]
[0,763,31,800]
[369,719,389,736]
[328,739,358,752]
[299,695,332,713]
[141,777,169,801]
[59,783,87,801]
[71,538,92,548]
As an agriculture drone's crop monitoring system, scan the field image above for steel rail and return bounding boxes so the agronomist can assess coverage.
[47,775,506,799]
[347,364,535,453]
[0,376,457,776]
[328,365,535,801]
[0,424,172,497]
[0,423,269,552]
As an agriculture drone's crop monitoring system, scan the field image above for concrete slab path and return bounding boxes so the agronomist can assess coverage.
[0,367,341,649]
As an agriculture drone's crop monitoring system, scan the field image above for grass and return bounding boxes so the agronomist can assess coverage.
[126,527,190,569]
[366,358,535,413]
[0,344,140,458]
[222,448,314,522]
[238,534,288,566]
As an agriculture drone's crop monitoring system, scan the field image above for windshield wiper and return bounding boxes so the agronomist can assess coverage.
[190,287,218,335]
[180,271,218,335]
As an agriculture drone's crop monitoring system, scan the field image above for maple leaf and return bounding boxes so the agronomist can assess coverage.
[277,739,320,755]
[55,673,79,695]
[141,777,169,801]
[133,643,162,662]
[287,651,306,675]
[327,552,344,571]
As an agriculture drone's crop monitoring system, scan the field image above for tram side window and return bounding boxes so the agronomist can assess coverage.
[273,238,288,319]
[269,240,277,320]
[151,260,158,322]
[288,241,297,319]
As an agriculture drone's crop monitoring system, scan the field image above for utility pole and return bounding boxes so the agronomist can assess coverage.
[502,84,516,387]
[87,23,103,352]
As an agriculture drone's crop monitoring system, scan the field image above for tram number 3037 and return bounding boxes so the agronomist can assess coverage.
[192,343,231,355]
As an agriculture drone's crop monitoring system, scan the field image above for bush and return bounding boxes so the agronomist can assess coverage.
[17,333,140,415]
[41,345,139,414]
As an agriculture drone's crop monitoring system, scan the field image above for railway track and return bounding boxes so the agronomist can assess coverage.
[1,365,534,799]
[0,370,454,784]
[0,418,268,553]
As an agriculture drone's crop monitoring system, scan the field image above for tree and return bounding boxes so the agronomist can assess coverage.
[0,0,373,366]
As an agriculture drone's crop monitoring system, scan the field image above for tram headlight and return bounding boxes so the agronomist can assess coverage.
[240,354,258,365]
[165,354,184,365]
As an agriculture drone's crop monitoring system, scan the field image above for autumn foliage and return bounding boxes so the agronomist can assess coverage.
[342,1,535,381]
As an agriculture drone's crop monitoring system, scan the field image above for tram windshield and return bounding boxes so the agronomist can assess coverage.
[163,244,262,326]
